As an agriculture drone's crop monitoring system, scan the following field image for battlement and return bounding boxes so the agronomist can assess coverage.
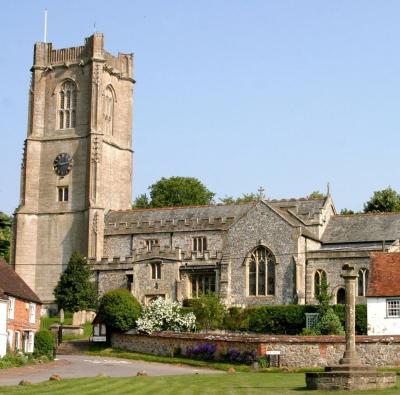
[105,216,236,235]
[33,33,133,79]
[90,246,223,266]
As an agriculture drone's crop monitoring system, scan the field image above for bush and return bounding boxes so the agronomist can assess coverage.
[136,297,196,334]
[223,307,249,332]
[315,308,345,335]
[222,304,367,335]
[220,349,257,365]
[0,353,30,369]
[98,289,141,332]
[33,330,55,358]
[186,343,216,360]
[185,294,226,331]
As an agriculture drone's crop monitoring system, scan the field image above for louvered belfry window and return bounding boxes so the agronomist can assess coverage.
[59,81,77,129]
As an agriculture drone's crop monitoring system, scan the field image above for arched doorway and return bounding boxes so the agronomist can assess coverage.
[336,288,345,304]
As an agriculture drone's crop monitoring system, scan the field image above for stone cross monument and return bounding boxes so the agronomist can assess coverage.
[305,264,396,390]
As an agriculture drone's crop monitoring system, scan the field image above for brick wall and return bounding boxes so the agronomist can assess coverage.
[112,332,400,368]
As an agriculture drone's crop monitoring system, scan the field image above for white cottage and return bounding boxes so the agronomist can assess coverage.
[367,252,400,335]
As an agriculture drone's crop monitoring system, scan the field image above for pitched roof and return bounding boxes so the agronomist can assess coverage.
[367,252,400,297]
[321,213,400,244]
[0,258,41,303]
[105,197,326,235]
[105,202,257,234]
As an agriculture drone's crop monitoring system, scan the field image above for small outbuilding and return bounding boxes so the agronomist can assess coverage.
[367,252,400,335]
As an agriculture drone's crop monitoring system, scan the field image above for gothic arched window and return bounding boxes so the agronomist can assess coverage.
[336,287,346,304]
[248,246,276,296]
[59,81,77,129]
[358,268,369,296]
[314,269,327,298]
[104,86,114,135]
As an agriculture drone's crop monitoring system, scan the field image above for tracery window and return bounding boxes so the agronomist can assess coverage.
[314,269,327,298]
[357,268,369,297]
[104,87,114,135]
[59,81,77,129]
[151,262,161,280]
[248,246,276,296]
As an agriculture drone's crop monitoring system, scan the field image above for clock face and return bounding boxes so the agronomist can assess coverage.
[53,153,72,177]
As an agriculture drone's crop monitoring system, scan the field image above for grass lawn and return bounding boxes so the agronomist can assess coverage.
[0,373,398,395]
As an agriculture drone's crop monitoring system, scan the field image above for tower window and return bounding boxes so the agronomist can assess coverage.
[104,87,114,135]
[57,186,69,202]
[247,246,276,296]
[193,237,207,253]
[59,81,77,130]
[151,262,161,280]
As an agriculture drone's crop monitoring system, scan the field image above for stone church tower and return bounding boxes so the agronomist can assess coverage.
[12,34,134,304]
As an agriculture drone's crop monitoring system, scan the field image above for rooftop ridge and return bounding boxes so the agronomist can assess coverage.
[334,212,400,218]
[268,197,326,203]
[110,201,256,214]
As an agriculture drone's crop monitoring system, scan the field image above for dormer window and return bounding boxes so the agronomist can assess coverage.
[59,81,77,129]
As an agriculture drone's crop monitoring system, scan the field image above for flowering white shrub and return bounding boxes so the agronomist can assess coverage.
[136,297,196,334]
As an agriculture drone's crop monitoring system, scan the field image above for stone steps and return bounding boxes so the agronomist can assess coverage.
[56,340,91,355]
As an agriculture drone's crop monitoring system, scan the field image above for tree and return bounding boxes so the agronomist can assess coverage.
[308,191,325,199]
[363,187,400,213]
[315,308,345,335]
[53,252,97,312]
[340,208,355,215]
[315,274,331,314]
[219,193,259,204]
[0,212,12,262]
[98,289,141,332]
[132,193,150,208]
[133,177,215,208]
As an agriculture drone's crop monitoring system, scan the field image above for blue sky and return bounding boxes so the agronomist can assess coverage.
[1,1,399,214]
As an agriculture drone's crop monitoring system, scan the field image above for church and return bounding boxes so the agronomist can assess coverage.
[12,34,400,309]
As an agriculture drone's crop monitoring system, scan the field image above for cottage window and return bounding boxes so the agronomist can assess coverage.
[314,269,327,298]
[151,262,162,280]
[387,299,400,318]
[7,330,13,349]
[29,303,36,324]
[193,237,207,253]
[104,86,114,135]
[59,81,77,129]
[357,268,369,297]
[247,246,276,296]
[7,296,15,319]
[191,273,216,297]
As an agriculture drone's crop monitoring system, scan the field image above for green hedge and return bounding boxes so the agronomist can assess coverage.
[222,304,367,335]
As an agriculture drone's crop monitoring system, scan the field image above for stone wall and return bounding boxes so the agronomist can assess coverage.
[112,332,400,368]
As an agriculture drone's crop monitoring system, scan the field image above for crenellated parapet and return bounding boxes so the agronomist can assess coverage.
[32,33,133,81]
[105,216,236,235]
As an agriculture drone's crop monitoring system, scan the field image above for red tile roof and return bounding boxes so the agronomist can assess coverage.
[0,258,41,304]
[367,252,400,297]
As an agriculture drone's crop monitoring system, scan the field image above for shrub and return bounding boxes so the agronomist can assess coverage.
[33,330,55,358]
[0,353,30,369]
[315,308,345,335]
[186,343,216,360]
[98,289,141,331]
[223,307,249,331]
[136,297,196,334]
[185,294,226,331]
[220,349,257,365]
